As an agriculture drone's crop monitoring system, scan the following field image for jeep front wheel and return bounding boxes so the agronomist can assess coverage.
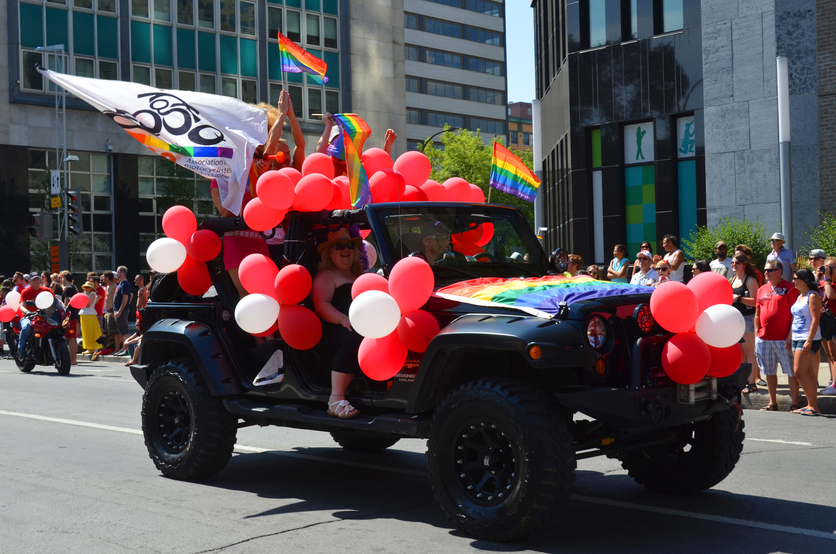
[427,379,576,542]
[142,360,237,480]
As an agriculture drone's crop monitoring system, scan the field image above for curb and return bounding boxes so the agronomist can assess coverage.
[78,353,132,364]
[740,387,836,415]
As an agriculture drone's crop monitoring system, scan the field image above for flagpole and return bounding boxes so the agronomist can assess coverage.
[488,134,497,204]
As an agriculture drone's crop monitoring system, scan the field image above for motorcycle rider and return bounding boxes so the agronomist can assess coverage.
[17,272,60,359]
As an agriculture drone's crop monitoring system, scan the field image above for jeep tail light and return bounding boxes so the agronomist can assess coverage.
[587,316,607,351]
[634,304,654,334]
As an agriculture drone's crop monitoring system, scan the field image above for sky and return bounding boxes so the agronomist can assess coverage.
[505,0,536,103]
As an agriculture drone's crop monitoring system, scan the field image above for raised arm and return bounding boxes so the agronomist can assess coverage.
[315,113,334,154]
[383,129,397,156]
[285,92,306,170]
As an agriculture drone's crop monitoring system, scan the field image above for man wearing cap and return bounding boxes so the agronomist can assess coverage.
[710,241,732,277]
[422,223,452,265]
[17,273,57,359]
[630,251,659,286]
[767,232,796,282]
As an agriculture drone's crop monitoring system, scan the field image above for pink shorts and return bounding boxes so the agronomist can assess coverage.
[223,234,269,269]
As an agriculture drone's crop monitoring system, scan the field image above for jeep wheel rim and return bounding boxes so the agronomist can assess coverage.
[157,390,191,453]
[454,418,517,506]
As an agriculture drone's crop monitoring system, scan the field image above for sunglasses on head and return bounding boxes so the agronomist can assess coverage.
[333,242,356,251]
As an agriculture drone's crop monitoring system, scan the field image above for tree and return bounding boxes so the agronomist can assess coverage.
[422,127,535,225]
[681,217,770,268]
[801,212,836,262]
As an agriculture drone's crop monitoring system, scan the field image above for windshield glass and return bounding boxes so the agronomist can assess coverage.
[371,204,548,281]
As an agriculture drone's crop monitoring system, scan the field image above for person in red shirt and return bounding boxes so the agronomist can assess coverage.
[17,273,57,358]
[755,259,801,411]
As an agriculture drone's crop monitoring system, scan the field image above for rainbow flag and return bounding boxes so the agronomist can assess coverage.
[489,142,541,202]
[329,113,372,207]
[125,131,234,159]
[436,275,650,319]
[278,32,329,84]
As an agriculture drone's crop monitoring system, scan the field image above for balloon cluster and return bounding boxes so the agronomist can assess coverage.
[0,290,21,322]
[0,289,92,324]
[650,272,745,385]
[349,257,440,381]
[234,256,322,348]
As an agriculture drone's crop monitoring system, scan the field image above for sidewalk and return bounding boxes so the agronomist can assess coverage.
[739,361,836,414]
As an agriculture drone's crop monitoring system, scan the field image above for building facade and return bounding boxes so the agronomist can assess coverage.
[533,0,828,265]
[506,101,532,151]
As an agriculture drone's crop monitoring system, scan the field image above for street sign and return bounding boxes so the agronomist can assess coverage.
[50,246,60,274]
[50,170,61,195]
[50,196,62,208]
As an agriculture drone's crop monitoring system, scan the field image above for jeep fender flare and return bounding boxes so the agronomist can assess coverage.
[137,319,241,396]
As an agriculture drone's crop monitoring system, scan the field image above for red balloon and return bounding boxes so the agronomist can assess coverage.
[397,310,440,352]
[0,305,16,323]
[707,343,744,378]
[279,167,303,187]
[239,254,279,297]
[256,170,295,211]
[420,179,441,201]
[70,292,89,310]
[333,176,352,208]
[369,168,406,203]
[162,205,197,244]
[470,184,486,203]
[438,178,471,201]
[186,229,222,262]
[244,198,286,232]
[302,152,335,179]
[362,148,393,176]
[453,226,483,245]
[358,331,408,381]
[294,173,333,211]
[393,151,431,188]
[274,264,312,305]
[455,243,485,257]
[402,185,428,202]
[324,182,344,210]
[687,271,734,313]
[359,229,371,239]
[662,332,711,385]
[649,281,699,334]
[278,304,322,350]
[351,273,390,299]
[177,255,212,296]
[475,222,494,246]
[389,256,434,313]
[253,322,278,338]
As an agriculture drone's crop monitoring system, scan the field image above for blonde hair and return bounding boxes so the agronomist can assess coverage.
[255,102,279,129]
[318,246,363,277]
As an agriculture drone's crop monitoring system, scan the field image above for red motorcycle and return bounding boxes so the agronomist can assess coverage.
[11,300,71,376]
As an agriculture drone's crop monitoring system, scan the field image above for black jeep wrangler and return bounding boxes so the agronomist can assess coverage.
[131,202,746,542]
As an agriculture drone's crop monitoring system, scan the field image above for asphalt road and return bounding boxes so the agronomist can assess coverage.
[1,359,835,554]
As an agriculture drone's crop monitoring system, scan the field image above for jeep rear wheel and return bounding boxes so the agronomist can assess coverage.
[427,379,575,542]
[330,430,400,453]
[620,404,745,494]
[142,360,237,480]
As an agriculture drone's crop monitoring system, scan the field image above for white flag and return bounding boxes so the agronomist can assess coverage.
[38,69,268,215]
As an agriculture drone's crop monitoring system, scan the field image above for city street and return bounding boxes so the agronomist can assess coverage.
[1,359,835,554]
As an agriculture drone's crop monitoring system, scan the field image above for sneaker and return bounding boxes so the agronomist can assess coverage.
[113,350,130,357]
[820,385,836,395]
[757,379,767,386]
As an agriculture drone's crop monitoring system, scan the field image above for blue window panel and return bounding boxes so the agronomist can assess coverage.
[305,0,320,11]
[46,7,68,49]
[220,35,238,74]
[624,165,643,188]
[268,41,281,80]
[177,28,196,69]
[240,38,257,77]
[153,24,173,66]
[642,203,656,223]
[73,12,95,56]
[286,70,303,83]
[323,0,338,15]
[131,20,151,64]
[197,31,216,71]
[286,0,301,8]
[268,0,283,4]
[20,4,44,48]
[677,159,697,245]
[323,50,339,88]
[97,15,119,59]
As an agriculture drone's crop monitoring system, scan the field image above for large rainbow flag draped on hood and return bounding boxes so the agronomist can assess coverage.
[436,275,651,319]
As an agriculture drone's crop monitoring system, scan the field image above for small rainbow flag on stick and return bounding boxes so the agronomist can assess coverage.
[328,114,372,207]
[278,32,329,83]
[489,142,541,202]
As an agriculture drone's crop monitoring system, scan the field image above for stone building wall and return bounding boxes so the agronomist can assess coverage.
[818,0,836,215]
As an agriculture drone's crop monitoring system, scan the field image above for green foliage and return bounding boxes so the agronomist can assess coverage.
[801,212,836,260]
[422,127,535,225]
[681,217,770,268]
[157,165,197,213]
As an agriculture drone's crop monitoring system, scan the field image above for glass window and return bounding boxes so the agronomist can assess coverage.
[510,131,518,144]
[407,108,421,125]
[220,0,236,31]
[242,79,257,103]
[133,65,151,85]
[325,90,339,115]
[405,14,418,30]
[407,140,422,151]
[659,0,683,33]
[155,67,173,88]
[132,0,149,18]
[523,133,530,146]
[199,73,216,93]
[288,85,303,118]
[406,45,419,61]
[428,112,463,129]
[308,88,322,120]
[179,70,196,90]
[406,76,420,93]
[467,0,501,16]
[427,80,463,99]
[93,195,111,212]
[240,1,255,35]
[268,6,282,38]
[622,0,637,40]
[198,0,214,28]
[468,57,502,75]
[306,14,320,46]
[425,18,461,38]
[77,0,93,9]
[589,0,606,48]
[99,60,118,80]
[154,0,171,21]
[286,11,301,42]
[22,51,43,90]
[221,76,237,97]
[269,82,282,105]
[178,0,194,25]
[75,57,95,78]
[324,17,337,49]
[99,0,117,13]
[426,49,461,68]
[467,27,502,46]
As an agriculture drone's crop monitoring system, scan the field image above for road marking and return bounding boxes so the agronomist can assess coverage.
[570,495,836,541]
[0,410,143,435]
[747,438,815,446]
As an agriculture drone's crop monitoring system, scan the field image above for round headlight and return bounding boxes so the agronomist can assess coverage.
[587,315,608,351]
[634,304,655,334]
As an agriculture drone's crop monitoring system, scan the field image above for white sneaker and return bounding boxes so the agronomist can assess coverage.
[820,385,836,395]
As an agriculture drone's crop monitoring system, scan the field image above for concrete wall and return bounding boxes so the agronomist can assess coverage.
[818,0,836,215]
[702,0,818,249]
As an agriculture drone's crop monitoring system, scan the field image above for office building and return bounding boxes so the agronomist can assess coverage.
[507,101,532,151]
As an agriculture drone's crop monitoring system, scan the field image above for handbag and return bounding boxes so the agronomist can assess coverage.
[820,308,836,341]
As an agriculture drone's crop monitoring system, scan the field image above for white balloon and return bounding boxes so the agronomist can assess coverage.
[363,240,377,268]
[349,290,401,339]
[234,294,280,334]
[696,304,745,348]
[36,290,54,310]
[5,290,20,311]
[146,237,188,273]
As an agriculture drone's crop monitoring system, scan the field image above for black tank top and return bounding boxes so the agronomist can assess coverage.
[733,275,756,316]
[330,283,353,315]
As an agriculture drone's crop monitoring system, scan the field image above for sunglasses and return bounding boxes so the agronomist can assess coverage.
[809,257,821,260]
[657,267,669,271]
[764,268,782,273]
[333,242,356,251]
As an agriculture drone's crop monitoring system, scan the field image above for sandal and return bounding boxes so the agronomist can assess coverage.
[327,399,359,419]
[742,383,757,394]
[760,404,778,411]
[790,404,800,412]
[793,407,821,416]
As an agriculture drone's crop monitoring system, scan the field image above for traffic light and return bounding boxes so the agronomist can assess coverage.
[27,213,54,241]
[67,189,83,239]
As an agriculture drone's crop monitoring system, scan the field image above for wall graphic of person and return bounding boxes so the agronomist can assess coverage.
[636,127,646,160]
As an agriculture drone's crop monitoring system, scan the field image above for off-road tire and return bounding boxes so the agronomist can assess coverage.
[142,359,237,480]
[55,342,71,376]
[620,404,745,494]
[427,378,576,542]
[330,430,400,452]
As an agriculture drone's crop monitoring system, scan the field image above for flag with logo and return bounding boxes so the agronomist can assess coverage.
[327,114,372,207]
[38,69,268,215]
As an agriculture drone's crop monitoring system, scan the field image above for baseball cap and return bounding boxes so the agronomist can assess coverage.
[809,248,826,259]
[636,250,652,260]
[29,272,40,279]
[770,232,785,241]
[715,241,727,249]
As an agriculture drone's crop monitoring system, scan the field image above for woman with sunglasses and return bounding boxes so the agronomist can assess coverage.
[789,269,822,415]
[312,227,365,419]
[731,254,760,394]
[632,241,654,279]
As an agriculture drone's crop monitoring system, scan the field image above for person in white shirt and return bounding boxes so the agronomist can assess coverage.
[662,234,685,282]
[630,250,659,286]
[710,240,732,277]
